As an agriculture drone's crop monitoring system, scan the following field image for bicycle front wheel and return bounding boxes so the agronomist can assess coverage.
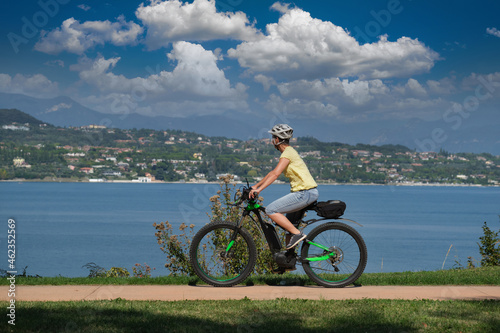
[189,221,257,287]
[301,222,367,288]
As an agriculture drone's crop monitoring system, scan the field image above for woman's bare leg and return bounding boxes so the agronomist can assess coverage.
[268,213,300,235]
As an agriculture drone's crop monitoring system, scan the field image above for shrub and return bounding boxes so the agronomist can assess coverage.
[154,221,196,276]
[132,263,155,278]
[82,262,131,278]
[105,267,130,278]
[478,220,500,267]
[82,262,106,278]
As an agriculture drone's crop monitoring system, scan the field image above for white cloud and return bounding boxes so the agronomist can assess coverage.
[461,72,500,91]
[460,72,500,102]
[341,80,373,105]
[0,73,59,98]
[265,94,339,118]
[35,16,143,55]
[273,76,455,121]
[78,4,91,11]
[254,74,276,91]
[270,2,290,14]
[402,78,428,97]
[486,27,500,38]
[277,78,384,105]
[74,42,248,117]
[228,5,439,80]
[44,59,65,67]
[78,42,243,97]
[46,102,72,113]
[426,77,456,95]
[136,0,261,49]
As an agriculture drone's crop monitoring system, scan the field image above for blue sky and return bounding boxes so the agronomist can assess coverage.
[1,0,499,146]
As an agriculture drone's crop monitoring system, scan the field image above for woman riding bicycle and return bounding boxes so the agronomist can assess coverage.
[249,124,319,250]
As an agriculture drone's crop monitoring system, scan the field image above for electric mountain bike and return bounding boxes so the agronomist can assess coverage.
[189,181,367,288]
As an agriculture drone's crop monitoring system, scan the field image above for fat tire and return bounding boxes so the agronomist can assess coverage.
[301,222,367,288]
[189,221,257,287]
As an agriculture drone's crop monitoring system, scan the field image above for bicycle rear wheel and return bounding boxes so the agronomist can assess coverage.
[301,222,367,288]
[189,221,257,287]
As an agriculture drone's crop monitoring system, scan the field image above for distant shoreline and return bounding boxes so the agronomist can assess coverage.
[1,179,496,187]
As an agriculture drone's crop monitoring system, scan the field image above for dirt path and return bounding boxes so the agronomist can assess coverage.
[2,285,500,302]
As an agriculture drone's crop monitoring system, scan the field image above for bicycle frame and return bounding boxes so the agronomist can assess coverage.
[230,199,338,264]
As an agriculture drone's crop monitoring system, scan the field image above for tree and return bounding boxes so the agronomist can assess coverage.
[0,168,9,179]
[247,169,258,178]
[478,220,500,267]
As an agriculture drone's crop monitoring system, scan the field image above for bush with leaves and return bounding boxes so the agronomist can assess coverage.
[82,262,130,278]
[478,219,500,267]
[154,221,196,276]
[82,262,106,277]
[132,263,155,278]
[105,267,130,278]
[154,175,286,276]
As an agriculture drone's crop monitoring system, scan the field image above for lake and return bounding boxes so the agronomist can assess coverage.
[0,182,498,277]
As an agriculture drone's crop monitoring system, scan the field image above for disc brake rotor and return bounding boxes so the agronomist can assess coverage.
[326,246,343,265]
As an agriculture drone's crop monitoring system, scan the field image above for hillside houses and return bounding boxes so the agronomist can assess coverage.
[1,125,499,185]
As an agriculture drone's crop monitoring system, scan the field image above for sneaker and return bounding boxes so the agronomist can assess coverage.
[286,232,307,250]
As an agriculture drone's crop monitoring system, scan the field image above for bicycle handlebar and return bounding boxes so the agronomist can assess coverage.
[231,178,254,207]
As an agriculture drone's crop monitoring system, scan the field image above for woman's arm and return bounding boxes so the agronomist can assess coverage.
[250,158,289,198]
[252,175,267,189]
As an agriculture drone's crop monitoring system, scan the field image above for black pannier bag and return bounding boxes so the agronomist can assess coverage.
[314,200,346,219]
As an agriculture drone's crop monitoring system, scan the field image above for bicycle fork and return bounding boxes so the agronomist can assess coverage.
[224,214,248,254]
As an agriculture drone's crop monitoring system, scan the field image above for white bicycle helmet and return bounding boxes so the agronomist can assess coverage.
[268,124,293,140]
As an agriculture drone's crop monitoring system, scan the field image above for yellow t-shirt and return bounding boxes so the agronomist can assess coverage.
[280,146,318,192]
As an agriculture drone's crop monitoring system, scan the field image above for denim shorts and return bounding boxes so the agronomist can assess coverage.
[265,188,319,215]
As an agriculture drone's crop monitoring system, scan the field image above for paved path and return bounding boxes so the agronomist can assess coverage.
[2,285,500,302]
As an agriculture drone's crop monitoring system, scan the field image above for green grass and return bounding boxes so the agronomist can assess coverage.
[357,266,500,286]
[4,266,500,286]
[4,267,499,332]
[2,275,197,286]
[3,298,499,332]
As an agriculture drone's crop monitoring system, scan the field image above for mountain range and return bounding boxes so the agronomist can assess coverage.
[0,92,498,154]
